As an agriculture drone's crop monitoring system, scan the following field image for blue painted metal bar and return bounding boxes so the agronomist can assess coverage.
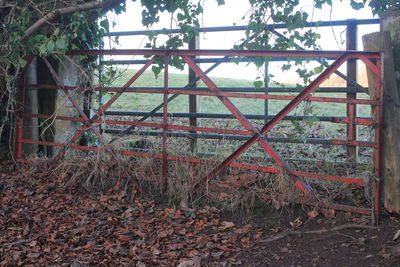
[92,86,367,93]
[105,19,379,37]
[103,110,373,123]
[100,55,338,65]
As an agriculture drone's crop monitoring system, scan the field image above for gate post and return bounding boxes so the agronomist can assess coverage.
[346,20,358,162]
[54,56,82,156]
[189,35,200,153]
[363,9,400,214]
[23,57,39,156]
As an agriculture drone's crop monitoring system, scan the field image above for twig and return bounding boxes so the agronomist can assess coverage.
[2,238,34,247]
[260,224,378,243]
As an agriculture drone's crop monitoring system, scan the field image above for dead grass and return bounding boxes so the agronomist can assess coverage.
[21,125,373,215]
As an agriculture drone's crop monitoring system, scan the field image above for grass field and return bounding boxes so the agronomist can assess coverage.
[104,68,372,118]
[98,67,375,171]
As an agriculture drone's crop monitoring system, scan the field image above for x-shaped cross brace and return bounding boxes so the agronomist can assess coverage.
[44,56,157,160]
[42,56,157,192]
[183,52,352,199]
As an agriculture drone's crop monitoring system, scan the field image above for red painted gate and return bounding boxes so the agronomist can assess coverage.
[14,49,383,222]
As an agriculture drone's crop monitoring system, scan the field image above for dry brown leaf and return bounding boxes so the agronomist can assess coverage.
[136,261,146,267]
[321,208,336,218]
[307,210,319,218]
[221,221,235,230]
[177,260,195,267]
[393,230,400,241]
[188,250,199,257]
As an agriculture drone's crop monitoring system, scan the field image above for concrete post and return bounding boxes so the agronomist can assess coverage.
[54,56,82,156]
[23,57,38,156]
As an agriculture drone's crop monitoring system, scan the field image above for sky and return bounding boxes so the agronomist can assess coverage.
[104,0,380,81]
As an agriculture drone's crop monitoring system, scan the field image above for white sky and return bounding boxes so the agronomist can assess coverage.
[104,0,380,81]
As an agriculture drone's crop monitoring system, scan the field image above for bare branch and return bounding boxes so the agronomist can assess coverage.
[21,0,125,40]
[260,224,378,243]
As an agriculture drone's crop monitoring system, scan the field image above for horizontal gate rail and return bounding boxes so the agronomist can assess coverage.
[15,49,383,222]
[25,83,376,104]
[102,111,375,125]
[26,84,368,93]
[104,18,379,36]
[67,49,381,58]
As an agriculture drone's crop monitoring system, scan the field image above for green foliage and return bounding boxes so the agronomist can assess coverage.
[0,0,124,144]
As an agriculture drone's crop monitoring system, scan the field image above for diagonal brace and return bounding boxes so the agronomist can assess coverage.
[359,55,380,77]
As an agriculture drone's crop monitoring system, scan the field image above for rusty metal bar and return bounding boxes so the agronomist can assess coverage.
[162,56,169,189]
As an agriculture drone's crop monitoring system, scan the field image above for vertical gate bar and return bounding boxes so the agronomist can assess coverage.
[189,35,200,152]
[346,21,358,161]
[373,55,383,224]
[264,62,269,125]
[14,68,26,160]
[162,55,169,189]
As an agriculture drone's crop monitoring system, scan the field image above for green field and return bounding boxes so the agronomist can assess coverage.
[104,68,371,118]
[101,68,374,166]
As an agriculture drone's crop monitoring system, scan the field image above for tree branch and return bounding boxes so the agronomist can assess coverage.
[259,224,378,243]
[21,0,125,40]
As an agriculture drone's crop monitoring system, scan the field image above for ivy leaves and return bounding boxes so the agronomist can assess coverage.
[37,32,68,56]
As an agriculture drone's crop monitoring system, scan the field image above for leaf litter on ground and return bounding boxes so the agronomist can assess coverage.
[0,162,253,266]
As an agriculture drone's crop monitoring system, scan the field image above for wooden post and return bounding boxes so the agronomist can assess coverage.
[264,62,269,125]
[363,31,400,214]
[346,21,358,162]
[189,35,200,153]
[381,8,400,90]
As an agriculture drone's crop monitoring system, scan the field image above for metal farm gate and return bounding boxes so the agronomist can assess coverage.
[14,49,383,221]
